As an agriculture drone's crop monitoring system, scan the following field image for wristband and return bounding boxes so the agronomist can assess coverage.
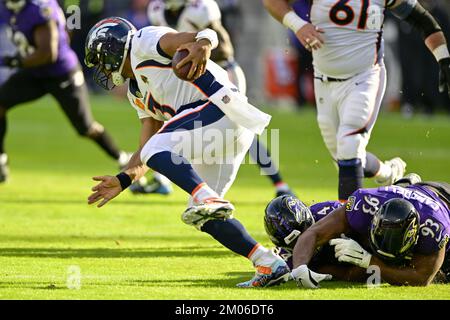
[195,28,219,50]
[116,172,132,190]
[282,11,308,33]
[433,44,450,62]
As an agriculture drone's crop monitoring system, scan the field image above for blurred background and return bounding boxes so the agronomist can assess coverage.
[1,0,449,115]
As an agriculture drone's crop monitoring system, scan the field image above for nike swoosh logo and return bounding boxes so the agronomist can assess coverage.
[137,31,143,38]
[308,269,319,287]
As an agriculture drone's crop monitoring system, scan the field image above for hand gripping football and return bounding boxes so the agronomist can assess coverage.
[172,49,192,81]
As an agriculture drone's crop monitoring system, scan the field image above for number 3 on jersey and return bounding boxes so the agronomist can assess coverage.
[329,0,383,30]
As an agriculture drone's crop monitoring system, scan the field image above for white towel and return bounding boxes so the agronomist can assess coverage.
[208,87,272,135]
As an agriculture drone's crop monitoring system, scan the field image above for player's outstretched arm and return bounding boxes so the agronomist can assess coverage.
[159,30,218,80]
[389,0,450,97]
[87,118,162,208]
[262,0,324,51]
[291,206,351,288]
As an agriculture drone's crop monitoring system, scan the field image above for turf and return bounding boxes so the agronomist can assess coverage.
[0,95,449,300]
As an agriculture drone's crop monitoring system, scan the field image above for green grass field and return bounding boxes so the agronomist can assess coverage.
[0,95,449,300]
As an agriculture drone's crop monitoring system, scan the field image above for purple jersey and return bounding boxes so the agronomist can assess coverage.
[310,200,343,222]
[346,185,450,255]
[0,0,78,77]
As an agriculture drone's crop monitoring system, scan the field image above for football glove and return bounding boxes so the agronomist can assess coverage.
[291,264,332,289]
[1,55,22,68]
[439,57,450,98]
[330,235,372,269]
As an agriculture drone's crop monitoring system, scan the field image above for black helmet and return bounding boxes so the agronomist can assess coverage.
[84,17,136,90]
[264,195,315,249]
[369,198,420,262]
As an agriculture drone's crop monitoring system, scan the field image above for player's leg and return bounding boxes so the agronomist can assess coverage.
[226,61,293,196]
[336,65,395,200]
[141,105,289,287]
[0,70,48,182]
[315,79,339,168]
[48,67,127,165]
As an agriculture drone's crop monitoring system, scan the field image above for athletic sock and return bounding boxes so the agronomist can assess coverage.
[249,138,284,185]
[364,152,382,178]
[191,183,219,204]
[338,158,364,201]
[146,151,205,195]
[248,244,279,267]
[201,218,258,258]
[91,131,121,160]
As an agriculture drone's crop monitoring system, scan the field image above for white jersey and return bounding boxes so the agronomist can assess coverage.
[147,0,222,32]
[127,26,232,121]
[311,0,387,78]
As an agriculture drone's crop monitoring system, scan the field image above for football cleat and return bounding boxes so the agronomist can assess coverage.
[0,153,9,183]
[182,199,235,229]
[236,258,291,288]
[129,177,173,195]
[375,157,407,186]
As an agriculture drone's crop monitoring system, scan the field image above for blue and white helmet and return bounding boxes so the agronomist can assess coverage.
[84,17,136,90]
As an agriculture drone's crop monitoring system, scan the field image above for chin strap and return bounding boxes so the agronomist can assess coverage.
[112,30,135,86]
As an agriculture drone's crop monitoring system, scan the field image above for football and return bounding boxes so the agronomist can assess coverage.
[172,49,192,81]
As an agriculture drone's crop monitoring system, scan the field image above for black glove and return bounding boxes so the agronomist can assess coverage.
[439,57,450,98]
[1,55,22,68]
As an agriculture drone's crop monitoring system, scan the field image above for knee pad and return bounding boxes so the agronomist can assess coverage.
[337,132,367,163]
[140,134,172,165]
[84,121,104,138]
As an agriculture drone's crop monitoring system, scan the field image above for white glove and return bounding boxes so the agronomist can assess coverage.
[291,265,332,289]
[329,235,372,269]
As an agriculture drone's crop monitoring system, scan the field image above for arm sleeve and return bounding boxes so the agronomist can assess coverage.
[388,0,417,19]
[132,26,177,63]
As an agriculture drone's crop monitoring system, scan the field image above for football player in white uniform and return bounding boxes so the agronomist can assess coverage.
[147,0,295,197]
[264,0,450,202]
[85,17,290,288]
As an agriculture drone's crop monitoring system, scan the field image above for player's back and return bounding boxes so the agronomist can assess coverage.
[346,185,450,255]
[148,0,221,32]
[128,26,235,122]
[0,0,78,77]
[311,0,386,78]
[310,200,342,222]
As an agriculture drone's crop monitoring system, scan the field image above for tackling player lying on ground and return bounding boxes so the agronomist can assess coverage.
[0,0,131,183]
[138,0,295,198]
[269,174,450,288]
[85,17,292,288]
[263,0,450,202]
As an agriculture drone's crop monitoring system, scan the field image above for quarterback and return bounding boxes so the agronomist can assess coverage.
[0,0,129,183]
[264,0,450,201]
[85,17,290,288]
[147,0,295,197]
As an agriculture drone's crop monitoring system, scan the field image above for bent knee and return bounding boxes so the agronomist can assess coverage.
[337,132,367,160]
